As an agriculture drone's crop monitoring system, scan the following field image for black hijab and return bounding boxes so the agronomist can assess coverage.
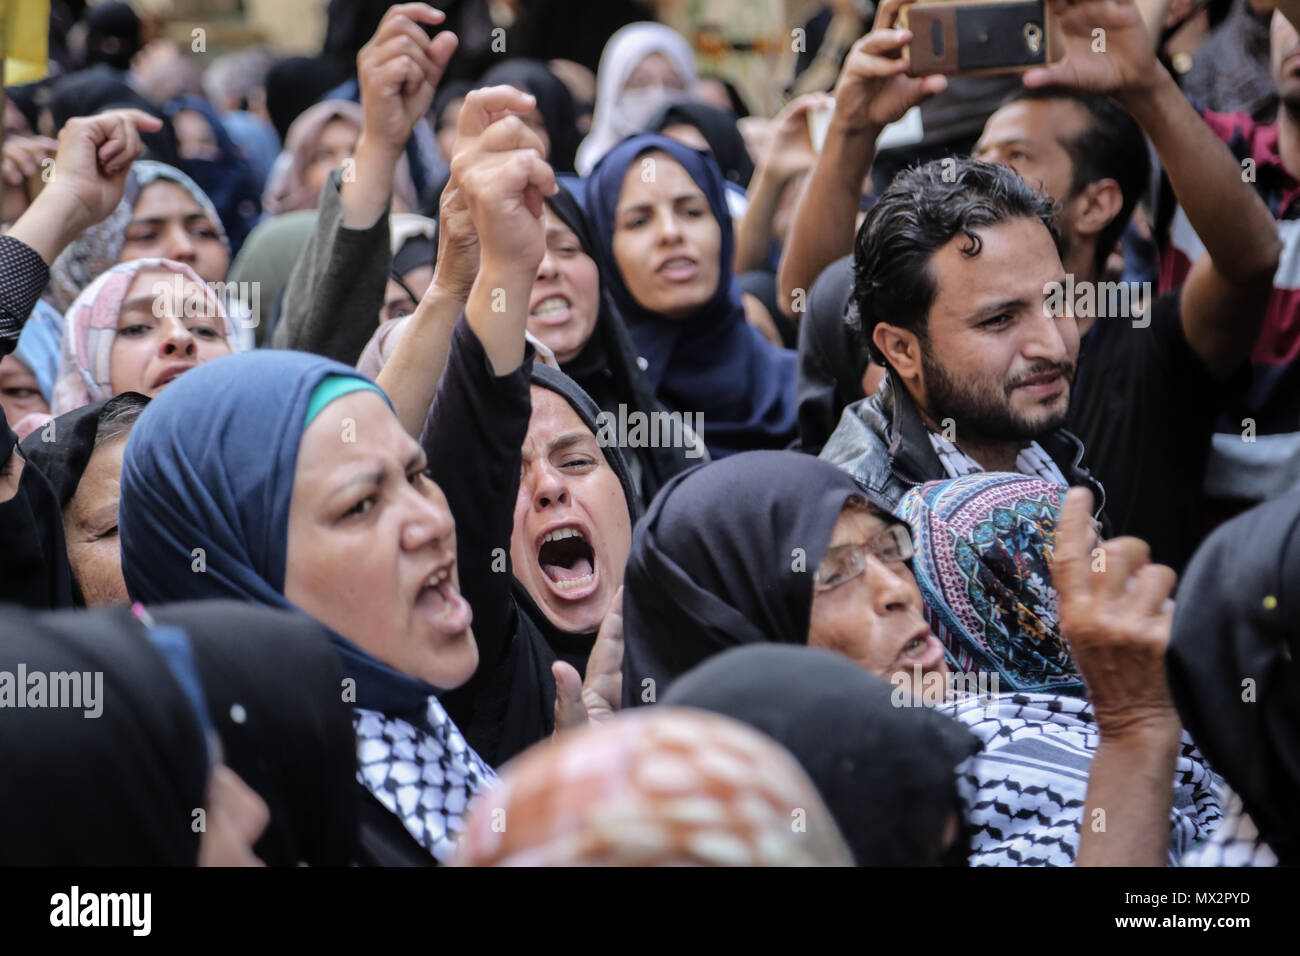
[664,644,980,866]
[546,183,696,505]
[480,59,581,174]
[1167,489,1300,864]
[796,255,871,454]
[20,392,148,510]
[649,99,756,188]
[0,407,77,610]
[622,449,891,705]
[159,601,360,866]
[47,65,180,167]
[0,602,209,864]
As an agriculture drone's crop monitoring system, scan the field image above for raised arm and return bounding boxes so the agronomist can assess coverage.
[271,3,458,361]
[777,0,947,316]
[1055,488,1183,867]
[376,176,479,436]
[1025,0,1282,380]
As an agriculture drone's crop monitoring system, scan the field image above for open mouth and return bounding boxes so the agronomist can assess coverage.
[893,629,944,671]
[415,563,473,633]
[530,294,572,325]
[656,256,698,281]
[536,526,598,599]
[152,364,196,390]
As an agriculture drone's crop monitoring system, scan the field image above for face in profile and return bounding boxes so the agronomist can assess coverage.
[807,503,949,697]
[173,109,221,162]
[63,434,130,607]
[1272,10,1300,108]
[527,208,601,364]
[611,151,722,320]
[285,390,478,689]
[198,765,270,867]
[885,218,1078,444]
[509,388,632,636]
[120,181,230,283]
[305,117,360,195]
[0,354,48,424]
[108,267,233,400]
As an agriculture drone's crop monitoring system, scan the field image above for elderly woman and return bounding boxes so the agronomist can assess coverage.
[52,258,241,415]
[618,452,1221,866]
[586,134,798,457]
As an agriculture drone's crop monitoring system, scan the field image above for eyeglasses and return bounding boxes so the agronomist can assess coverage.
[813,523,915,593]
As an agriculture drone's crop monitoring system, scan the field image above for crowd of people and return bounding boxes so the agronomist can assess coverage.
[0,0,1297,868]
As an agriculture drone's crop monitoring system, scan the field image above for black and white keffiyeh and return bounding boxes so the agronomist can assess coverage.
[355,699,499,865]
[940,692,1223,866]
[1181,788,1278,867]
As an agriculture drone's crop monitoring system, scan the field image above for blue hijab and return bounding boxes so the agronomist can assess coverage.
[585,134,797,457]
[118,350,436,714]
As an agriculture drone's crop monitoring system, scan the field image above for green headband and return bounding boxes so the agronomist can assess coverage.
[305,375,388,428]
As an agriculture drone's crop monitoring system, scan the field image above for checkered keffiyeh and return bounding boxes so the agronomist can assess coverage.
[928,431,1068,486]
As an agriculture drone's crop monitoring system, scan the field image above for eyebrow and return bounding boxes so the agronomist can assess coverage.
[977,136,1033,151]
[128,212,210,227]
[119,295,163,317]
[547,431,594,455]
[616,193,704,216]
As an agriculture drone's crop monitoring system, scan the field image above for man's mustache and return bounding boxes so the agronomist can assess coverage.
[1005,361,1075,394]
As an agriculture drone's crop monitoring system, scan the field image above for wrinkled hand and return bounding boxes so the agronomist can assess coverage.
[357,3,459,157]
[831,0,947,135]
[763,93,830,182]
[553,587,624,732]
[451,86,556,272]
[430,177,480,301]
[2,134,57,222]
[1054,488,1181,741]
[1023,0,1160,96]
[43,108,163,233]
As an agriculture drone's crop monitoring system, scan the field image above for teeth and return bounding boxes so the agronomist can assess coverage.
[425,567,451,589]
[541,528,585,545]
[661,257,693,270]
[553,573,594,590]
[532,297,569,315]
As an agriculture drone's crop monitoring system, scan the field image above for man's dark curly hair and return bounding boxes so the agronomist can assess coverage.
[853,158,1063,366]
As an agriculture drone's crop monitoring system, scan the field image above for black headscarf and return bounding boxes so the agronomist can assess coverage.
[264,56,354,144]
[546,183,696,505]
[159,601,359,866]
[1168,488,1300,864]
[664,644,980,866]
[0,602,208,864]
[20,392,148,510]
[796,255,871,454]
[47,65,180,167]
[480,59,581,174]
[622,450,894,705]
[1,407,78,610]
[649,100,756,188]
[82,1,142,72]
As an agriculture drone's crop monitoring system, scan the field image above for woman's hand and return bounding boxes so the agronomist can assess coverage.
[429,178,480,302]
[553,587,624,733]
[451,85,557,275]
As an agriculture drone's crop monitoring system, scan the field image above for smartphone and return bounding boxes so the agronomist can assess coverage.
[901,0,1062,77]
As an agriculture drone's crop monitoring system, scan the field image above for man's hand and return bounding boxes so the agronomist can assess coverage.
[8,108,162,264]
[1054,488,1181,741]
[829,0,947,136]
[553,587,624,733]
[452,86,556,273]
[1024,0,1162,97]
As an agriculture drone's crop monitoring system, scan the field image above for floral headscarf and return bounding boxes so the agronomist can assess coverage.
[45,161,229,314]
[53,258,240,415]
[896,473,1084,695]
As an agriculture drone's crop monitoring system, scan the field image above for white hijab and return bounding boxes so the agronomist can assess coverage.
[575,22,699,176]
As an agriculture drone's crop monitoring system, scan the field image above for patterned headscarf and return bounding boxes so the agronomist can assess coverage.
[53,258,239,415]
[897,474,1084,695]
[46,161,229,314]
[455,708,852,866]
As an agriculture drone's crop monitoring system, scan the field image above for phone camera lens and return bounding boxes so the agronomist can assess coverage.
[1023,22,1044,53]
